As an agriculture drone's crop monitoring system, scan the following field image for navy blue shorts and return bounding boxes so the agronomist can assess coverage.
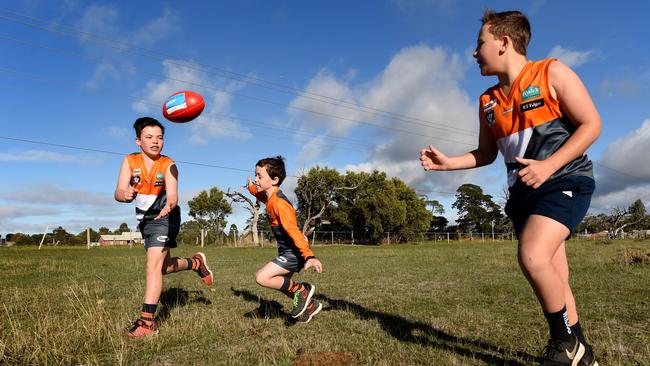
[271,250,305,273]
[138,208,181,249]
[505,175,595,238]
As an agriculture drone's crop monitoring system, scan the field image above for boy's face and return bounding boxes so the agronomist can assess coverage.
[473,25,503,76]
[136,126,164,157]
[254,165,279,192]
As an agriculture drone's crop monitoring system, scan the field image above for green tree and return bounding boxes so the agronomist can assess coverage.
[188,187,232,245]
[115,223,131,234]
[334,171,406,244]
[52,226,78,245]
[98,227,111,235]
[452,184,503,234]
[295,166,357,235]
[423,197,448,232]
[177,219,203,246]
[390,178,432,241]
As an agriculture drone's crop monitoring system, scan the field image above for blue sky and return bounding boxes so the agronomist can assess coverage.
[1,0,649,235]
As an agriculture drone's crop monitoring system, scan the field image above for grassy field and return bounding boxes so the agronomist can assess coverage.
[0,240,648,365]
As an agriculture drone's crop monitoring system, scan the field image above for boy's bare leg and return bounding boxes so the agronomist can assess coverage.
[551,241,578,325]
[255,261,292,290]
[144,247,168,304]
[518,214,569,312]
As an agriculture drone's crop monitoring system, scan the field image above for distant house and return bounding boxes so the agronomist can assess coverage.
[99,232,143,246]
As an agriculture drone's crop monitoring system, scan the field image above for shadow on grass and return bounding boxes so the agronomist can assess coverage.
[157,287,212,324]
[316,294,538,366]
[231,288,297,326]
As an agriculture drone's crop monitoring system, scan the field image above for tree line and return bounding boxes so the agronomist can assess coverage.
[4,167,648,246]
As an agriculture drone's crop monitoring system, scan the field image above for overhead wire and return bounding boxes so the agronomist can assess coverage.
[0,7,479,138]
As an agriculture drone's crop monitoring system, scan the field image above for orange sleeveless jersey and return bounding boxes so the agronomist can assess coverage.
[479,58,593,187]
[248,183,315,260]
[126,153,175,220]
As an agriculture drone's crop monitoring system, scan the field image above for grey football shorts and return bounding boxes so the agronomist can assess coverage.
[271,250,306,273]
[138,208,180,249]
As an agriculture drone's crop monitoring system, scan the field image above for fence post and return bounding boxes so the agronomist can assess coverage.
[351,231,354,245]
[447,232,450,244]
[331,231,334,245]
[387,232,390,245]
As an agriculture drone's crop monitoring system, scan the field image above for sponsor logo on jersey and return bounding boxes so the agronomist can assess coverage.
[482,99,497,112]
[502,107,514,115]
[154,181,164,186]
[486,110,495,126]
[156,172,164,181]
[520,99,544,112]
[156,235,169,242]
[522,85,540,101]
[131,176,141,185]
[133,168,141,175]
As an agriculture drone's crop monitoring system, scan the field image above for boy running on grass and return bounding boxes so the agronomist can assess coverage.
[420,10,600,366]
[115,117,213,338]
[247,156,323,323]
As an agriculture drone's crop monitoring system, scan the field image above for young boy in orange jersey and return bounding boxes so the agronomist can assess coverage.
[420,10,600,366]
[115,117,214,338]
[247,156,323,323]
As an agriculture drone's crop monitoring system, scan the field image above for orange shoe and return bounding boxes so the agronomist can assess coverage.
[128,319,158,338]
[193,252,213,286]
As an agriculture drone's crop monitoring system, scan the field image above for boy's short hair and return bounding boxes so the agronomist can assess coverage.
[481,9,531,56]
[256,156,286,185]
[133,117,165,139]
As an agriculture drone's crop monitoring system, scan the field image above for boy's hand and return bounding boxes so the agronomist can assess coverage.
[154,204,173,220]
[420,145,450,171]
[304,258,323,273]
[122,184,138,202]
[515,157,554,189]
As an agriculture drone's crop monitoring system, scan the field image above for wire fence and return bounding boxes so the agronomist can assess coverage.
[4,229,647,248]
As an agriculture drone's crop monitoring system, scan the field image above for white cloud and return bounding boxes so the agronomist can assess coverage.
[131,7,179,47]
[547,45,596,68]
[600,119,650,180]
[0,150,76,162]
[133,59,252,143]
[104,126,131,140]
[0,183,114,206]
[289,45,481,195]
[590,118,650,210]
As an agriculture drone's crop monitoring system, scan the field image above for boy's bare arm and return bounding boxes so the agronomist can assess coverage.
[420,117,498,171]
[516,61,601,188]
[115,157,137,202]
[154,163,178,220]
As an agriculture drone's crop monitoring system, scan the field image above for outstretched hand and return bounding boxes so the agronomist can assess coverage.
[515,157,554,189]
[304,258,323,273]
[420,145,450,171]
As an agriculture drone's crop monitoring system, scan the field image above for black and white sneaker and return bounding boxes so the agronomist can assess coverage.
[541,336,585,366]
[290,283,314,318]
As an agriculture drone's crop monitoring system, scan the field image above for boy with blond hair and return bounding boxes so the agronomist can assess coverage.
[420,10,600,366]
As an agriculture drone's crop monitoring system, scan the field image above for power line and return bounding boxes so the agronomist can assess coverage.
[0,7,479,138]
[0,66,376,154]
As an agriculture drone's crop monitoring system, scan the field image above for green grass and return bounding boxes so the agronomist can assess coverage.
[1,240,648,365]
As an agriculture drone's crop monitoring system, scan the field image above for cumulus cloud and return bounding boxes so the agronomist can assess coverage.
[0,150,76,162]
[75,5,179,88]
[547,45,597,68]
[0,183,114,206]
[590,118,650,211]
[133,59,252,144]
[289,45,484,195]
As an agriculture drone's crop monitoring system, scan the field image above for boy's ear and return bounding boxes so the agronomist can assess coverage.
[500,35,510,53]
[271,176,280,186]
